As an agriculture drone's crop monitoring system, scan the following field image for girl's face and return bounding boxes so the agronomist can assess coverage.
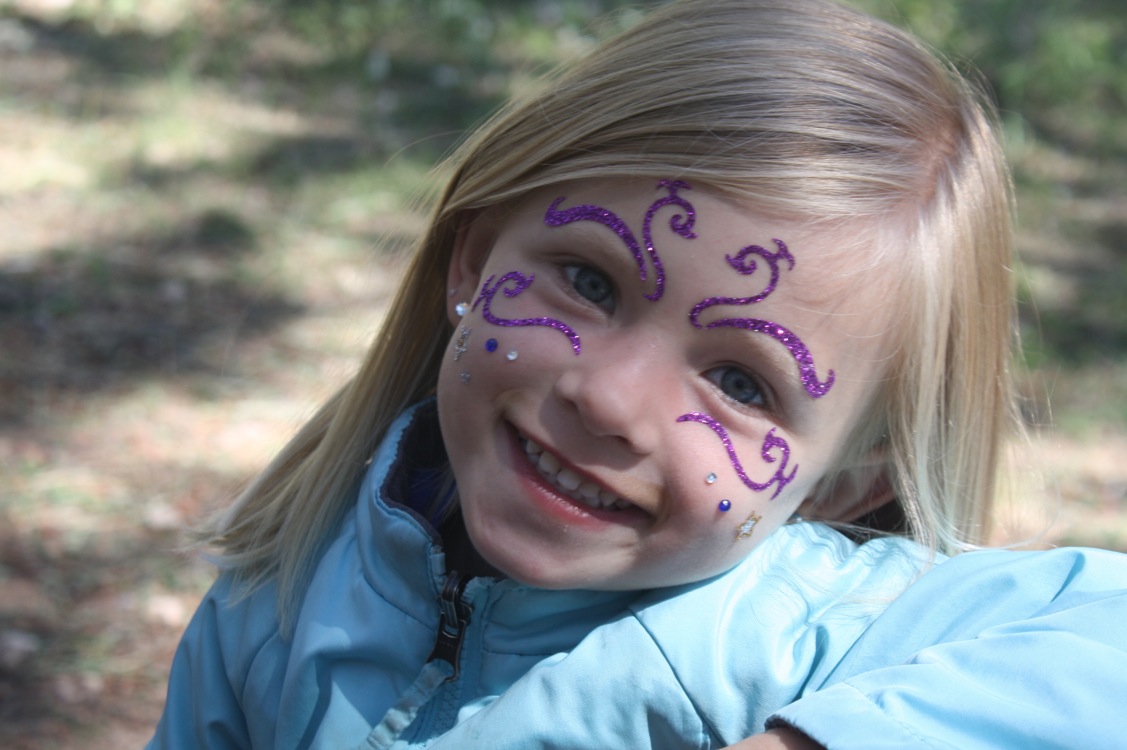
[438,179,891,590]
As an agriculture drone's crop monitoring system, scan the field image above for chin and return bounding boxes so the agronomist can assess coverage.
[470,536,617,591]
[476,544,591,589]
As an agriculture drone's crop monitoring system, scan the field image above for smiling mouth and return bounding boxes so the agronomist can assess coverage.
[519,435,633,512]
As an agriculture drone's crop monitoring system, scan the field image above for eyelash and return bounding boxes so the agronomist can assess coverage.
[704,365,769,410]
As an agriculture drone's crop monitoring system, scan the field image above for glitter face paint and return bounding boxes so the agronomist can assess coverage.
[472,271,582,355]
[689,238,835,399]
[688,239,795,319]
[700,317,835,398]
[453,326,470,361]
[736,511,762,540]
[543,179,697,301]
[676,412,797,500]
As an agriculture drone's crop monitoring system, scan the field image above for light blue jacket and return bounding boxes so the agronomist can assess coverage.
[147,401,640,749]
[149,402,1127,748]
[430,527,1127,749]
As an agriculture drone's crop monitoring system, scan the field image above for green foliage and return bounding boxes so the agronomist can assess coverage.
[251,0,656,68]
[856,0,1127,152]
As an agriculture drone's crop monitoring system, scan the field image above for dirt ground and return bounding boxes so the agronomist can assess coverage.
[1,1,1125,747]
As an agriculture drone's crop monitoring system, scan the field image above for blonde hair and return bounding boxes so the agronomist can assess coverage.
[208,0,1018,630]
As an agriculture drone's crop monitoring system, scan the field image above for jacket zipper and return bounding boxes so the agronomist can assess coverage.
[427,571,472,682]
[358,572,473,748]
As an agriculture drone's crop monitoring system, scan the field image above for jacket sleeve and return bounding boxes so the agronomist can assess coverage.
[766,546,1127,750]
[427,528,1127,750]
[146,576,277,750]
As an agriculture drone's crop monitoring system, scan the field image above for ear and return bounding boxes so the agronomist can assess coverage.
[798,449,896,524]
[446,209,498,325]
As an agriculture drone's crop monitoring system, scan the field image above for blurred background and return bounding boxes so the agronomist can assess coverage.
[0,0,1124,745]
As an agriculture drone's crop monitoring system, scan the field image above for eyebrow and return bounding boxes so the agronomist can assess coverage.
[543,196,661,299]
[688,237,835,400]
[531,219,642,285]
[698,322,814,411]
[703,315,835,399]
[542,180,698,302]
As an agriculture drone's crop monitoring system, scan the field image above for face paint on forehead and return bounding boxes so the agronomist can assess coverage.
[689,239,835,400]
[689,239,795,320]
[472,271,582,355]
[676,412,797,500]
[543,179,697,301]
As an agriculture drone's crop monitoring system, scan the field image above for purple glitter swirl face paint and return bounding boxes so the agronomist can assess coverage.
[472,271,582,355]
[689,239,795,322]
[703,318,835,398]
[543,179,697,302]
[689,238,835,400]
[676,412,797,500]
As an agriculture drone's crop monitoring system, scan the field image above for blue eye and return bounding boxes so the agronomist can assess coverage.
[706,366,765,407]
[565,265,614,308]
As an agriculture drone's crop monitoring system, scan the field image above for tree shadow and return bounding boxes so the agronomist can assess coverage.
[0,13,192,123]
[9,14,184,78]
[0,210,303,428]
[3,3,511,169]
[0,462,241,747]
[246,133,396,186]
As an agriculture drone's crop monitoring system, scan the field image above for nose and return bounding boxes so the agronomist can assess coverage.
[552,337,665,453]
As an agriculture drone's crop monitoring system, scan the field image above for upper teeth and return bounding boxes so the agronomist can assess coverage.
[522,437,630,511]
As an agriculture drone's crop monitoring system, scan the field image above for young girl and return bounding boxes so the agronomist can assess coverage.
[148,1,1127,748]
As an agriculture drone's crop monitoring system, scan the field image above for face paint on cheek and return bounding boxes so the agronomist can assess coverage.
[543,179,698,302]
[676,412,798,500]
[471,271,582,355]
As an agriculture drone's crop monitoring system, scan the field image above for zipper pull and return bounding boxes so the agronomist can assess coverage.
[427,571,472,682]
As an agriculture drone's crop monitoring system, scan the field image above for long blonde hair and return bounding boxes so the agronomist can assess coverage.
[208,0,1018,630]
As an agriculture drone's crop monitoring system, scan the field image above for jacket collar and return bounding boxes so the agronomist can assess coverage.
[356,401,639,656]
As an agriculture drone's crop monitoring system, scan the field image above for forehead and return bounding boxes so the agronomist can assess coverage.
[504,178,895,321]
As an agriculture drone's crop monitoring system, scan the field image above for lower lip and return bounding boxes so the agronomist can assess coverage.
[503,424,649,529]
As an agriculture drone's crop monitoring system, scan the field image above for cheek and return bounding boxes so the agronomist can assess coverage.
[439,311,578,410]
[664,423,809,551]
[648,500,792,585]
[444,271,587,392]
[675,412,799,503]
